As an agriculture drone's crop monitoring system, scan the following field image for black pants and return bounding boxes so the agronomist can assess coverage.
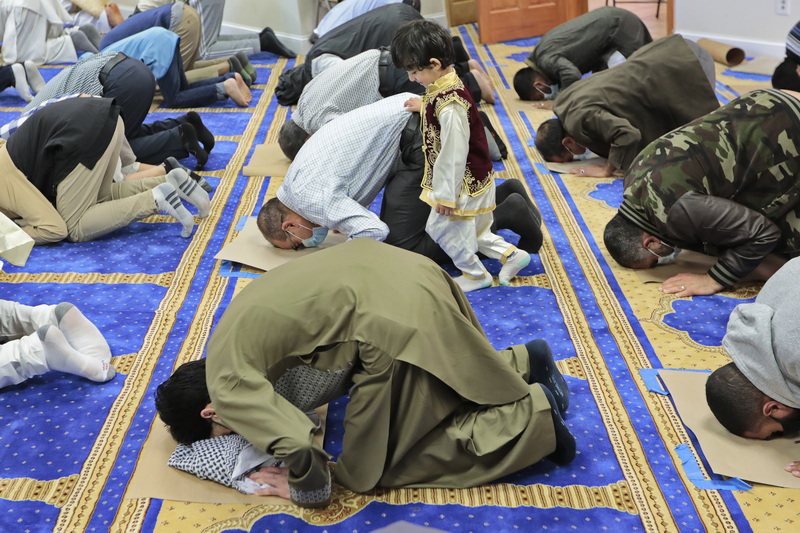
[380,114,450,263]
[101,57,187,164]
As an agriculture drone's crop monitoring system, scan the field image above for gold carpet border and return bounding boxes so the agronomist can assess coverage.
[0,476,77,507]
[105,57,290,533]
[57,57,289,533]
[530,161,738,533]
[474,31,739,530]
[191,482,637,533]
[0,271,173,286]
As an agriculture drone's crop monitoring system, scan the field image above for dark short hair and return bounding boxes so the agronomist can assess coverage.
[154,359,212,445]
[534,118,570,162]
[278,120,309,161]
[603,213,649,268]
[706,362,765,436]
[257,197,292,246]
[513,67,536,100]
[391,19,455,71]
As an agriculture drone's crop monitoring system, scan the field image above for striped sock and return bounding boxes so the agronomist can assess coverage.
[166,168,210,218]
[152,183,194,238]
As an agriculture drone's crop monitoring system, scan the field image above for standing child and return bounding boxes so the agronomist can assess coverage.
[391,20,531,292]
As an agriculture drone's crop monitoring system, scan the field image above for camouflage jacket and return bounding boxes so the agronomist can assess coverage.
[619,89,800,287]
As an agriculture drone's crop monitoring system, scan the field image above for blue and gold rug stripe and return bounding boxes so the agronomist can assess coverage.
[54,57,290,533]
[470,28,743,532]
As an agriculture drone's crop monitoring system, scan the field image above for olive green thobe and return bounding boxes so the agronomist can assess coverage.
[206,239,555,507]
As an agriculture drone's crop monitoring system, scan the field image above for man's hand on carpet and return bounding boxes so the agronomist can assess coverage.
[532,101,554,110]
[251,466,290,499]
[659,273,723,297]
[572,164,611,177]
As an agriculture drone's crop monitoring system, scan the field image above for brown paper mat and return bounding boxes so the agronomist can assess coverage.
[214,216,347,272]
[635,250,717,284]
[124,407,327,503]
[242,143,291,177]
[697,38,746,67]
[658,370,800,489]
[730,56,781,76]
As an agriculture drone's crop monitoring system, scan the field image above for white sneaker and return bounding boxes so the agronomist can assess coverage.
[499,249,531,285]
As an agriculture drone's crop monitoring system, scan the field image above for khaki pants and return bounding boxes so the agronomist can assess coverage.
[56,118,165,242]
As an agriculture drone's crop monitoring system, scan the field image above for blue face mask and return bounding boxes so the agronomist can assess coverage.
[286,224,329,249]
[535,83,559,100]
[299,225,329,248]
[646,241,682,265]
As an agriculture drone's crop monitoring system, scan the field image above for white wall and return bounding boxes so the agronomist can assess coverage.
[117,1,447,55]
[675,0,799,58]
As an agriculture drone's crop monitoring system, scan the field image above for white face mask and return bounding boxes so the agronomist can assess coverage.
[535,83,559,100]
[564,144,595,161]
[646,241,682,265]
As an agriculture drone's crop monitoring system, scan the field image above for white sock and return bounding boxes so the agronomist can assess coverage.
[152,183,194,238]
[10,63,32,102]
[499,249,531,285]
[23,60,46,93]
[166,168,210,218]
[453,271,493,292]
[39,325,115,383]
[53,302,111,362]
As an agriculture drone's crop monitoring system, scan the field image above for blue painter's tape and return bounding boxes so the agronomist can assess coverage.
[534,162,552,176]
[640,368,668,394]
[526,138,536,147]
[675,444,751,491]
[218,260,261,279]
[235,216,250,231]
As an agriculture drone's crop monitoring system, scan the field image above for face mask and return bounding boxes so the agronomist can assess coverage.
[535,83,559,100]
[646,241,681,265]
[564,144,596,161]
[299,225,328,248]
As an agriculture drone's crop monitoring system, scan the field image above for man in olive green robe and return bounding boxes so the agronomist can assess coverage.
[156,239,573,507]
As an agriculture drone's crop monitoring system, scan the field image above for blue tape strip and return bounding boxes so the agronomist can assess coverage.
[235,216,250,231]
[640,368,668,394]
[218,260,261,279]
[534,163,552,176]
[675,444,752,491]
[526,138,536,147]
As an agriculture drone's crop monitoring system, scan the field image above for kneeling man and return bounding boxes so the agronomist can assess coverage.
[156,239,575,507]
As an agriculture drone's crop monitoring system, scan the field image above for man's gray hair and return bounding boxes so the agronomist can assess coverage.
[603,213,649,268]
[257,198,291,246]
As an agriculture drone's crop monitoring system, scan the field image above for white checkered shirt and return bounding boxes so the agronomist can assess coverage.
[277,93,417,241]
[293,49,383,134]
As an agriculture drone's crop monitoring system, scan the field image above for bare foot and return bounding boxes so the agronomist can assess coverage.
[234,72,252,104]
[106,3,124,28]
[224,78,248,107]
[471,68,496,104]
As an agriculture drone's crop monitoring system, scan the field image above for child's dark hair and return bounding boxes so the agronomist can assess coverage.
[391,19,455,71]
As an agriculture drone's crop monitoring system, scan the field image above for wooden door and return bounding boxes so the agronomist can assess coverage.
[477,0,587,44]
[446,0,478,26]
